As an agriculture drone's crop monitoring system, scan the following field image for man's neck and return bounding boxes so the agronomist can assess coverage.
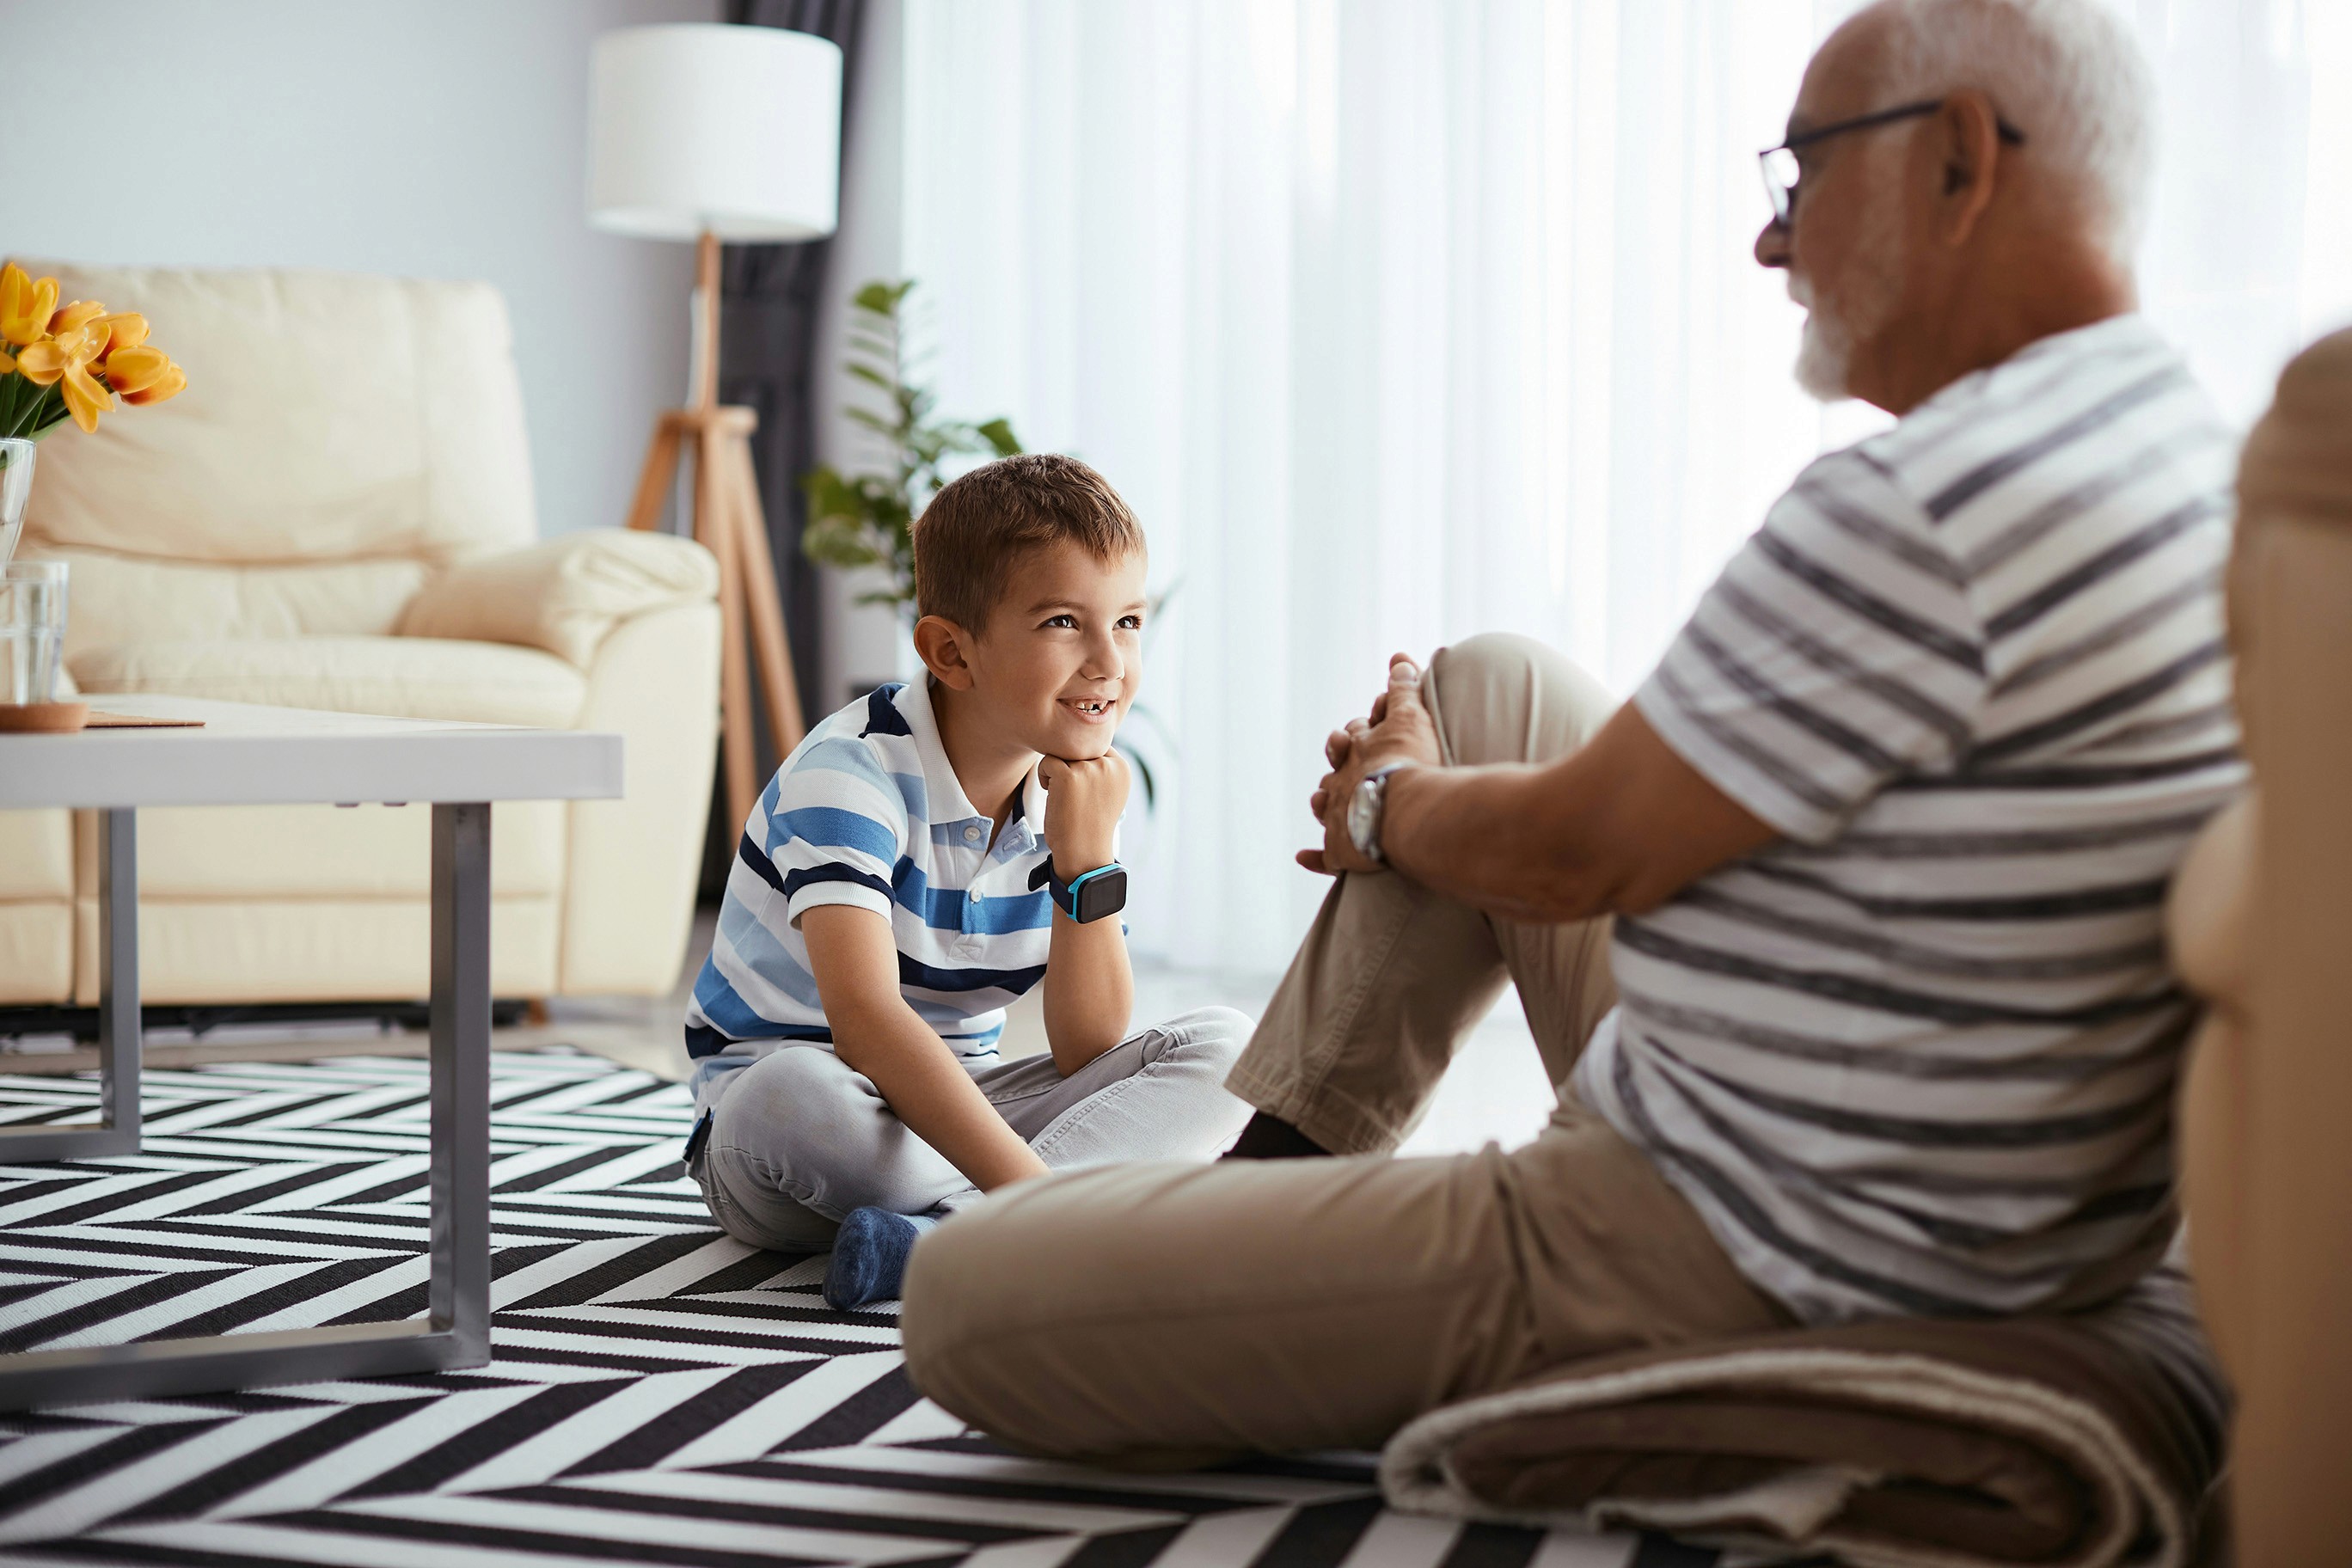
[1868,254,2136,417]
[928,681,1038,841]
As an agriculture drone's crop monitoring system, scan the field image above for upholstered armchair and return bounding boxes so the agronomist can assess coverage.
[0,262,720,1008]
[2168,328,2352,1564]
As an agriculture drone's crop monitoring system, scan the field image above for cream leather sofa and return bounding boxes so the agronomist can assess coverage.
[0,262,720,1008]
[2168,328,2352,1565]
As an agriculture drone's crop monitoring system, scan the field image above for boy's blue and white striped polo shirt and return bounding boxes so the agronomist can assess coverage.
[684,680,1057,1112]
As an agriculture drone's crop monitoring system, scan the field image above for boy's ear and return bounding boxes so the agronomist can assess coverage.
[914,613,979,689]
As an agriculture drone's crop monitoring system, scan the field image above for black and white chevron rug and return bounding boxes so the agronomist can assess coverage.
[0,1050,1770,1568]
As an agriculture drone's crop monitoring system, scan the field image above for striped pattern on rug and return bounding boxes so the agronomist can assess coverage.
[0,1050,1768,1568]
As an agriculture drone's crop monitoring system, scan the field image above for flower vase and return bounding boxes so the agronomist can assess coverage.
[0,438,31,567]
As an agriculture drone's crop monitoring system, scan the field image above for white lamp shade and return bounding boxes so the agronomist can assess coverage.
[589,23,842,243]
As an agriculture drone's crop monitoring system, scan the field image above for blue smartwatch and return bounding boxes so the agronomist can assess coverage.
[1030,858,1128,923]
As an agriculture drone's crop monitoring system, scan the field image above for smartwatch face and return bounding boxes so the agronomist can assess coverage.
[1072,866,1129,923]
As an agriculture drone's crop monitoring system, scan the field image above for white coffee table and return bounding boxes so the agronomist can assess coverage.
[0,695,623,1409]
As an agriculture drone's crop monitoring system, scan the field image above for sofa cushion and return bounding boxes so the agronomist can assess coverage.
[9,260,536,567]
[399,531,720,668]
[27,548,426,663]
[0,811,72,902]
[69,634,586,729]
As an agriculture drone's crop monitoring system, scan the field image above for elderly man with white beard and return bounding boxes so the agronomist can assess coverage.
[899,0,2245,1465]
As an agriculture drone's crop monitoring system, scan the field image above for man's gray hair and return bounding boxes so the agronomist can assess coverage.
[1873,0,2157,263]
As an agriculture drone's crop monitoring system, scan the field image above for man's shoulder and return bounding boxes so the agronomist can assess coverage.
[1856,315,2202,510]
[1767,444,1945,555]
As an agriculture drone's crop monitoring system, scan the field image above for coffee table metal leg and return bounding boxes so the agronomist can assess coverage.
[0,809,142,1162]
[0,801,496,1408]
[95,806,142,1148]
[430,801,493,1363]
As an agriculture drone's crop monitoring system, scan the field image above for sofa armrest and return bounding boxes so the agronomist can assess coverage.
[398,530,719,669]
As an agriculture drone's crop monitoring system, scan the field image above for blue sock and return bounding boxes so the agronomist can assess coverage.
[823,1207,938,1310]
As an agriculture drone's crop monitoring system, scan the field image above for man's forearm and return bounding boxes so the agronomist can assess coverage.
[1369,703,1776,923]
[1381,763,1622,924]
[835,1006,1050,1191]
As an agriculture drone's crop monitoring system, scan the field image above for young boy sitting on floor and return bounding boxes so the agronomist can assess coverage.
[682,453,1251,1309]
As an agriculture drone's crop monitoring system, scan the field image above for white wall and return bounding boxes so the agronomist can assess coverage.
[2,0,717,539]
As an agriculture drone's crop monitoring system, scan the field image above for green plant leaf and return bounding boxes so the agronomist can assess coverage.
[803,516,889,571]
[852,279,916,316]
[975,417,1022,456]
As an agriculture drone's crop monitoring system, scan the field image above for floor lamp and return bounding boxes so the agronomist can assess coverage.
[589,22,842,833]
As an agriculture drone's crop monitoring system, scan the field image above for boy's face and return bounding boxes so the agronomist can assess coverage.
[933,541,1148,762]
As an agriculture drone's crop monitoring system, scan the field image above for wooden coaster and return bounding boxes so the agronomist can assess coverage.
[0,701,90,732]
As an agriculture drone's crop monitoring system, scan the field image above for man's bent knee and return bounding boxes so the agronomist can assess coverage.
[1426,632,1615,766]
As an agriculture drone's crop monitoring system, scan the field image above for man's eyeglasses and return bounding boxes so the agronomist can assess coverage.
[1759,98,2026,227]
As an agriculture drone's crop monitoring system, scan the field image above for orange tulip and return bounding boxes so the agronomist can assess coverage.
[14,314,120,432]
[91,312,149,364]
[103,346,171,396]
[46,300,107,338]
[13,336,77,386]
[120,360,185,407]
[0,264,58,348]
[58,360,109,432]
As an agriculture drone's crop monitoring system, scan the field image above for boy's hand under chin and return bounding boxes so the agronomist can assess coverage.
[1038,750,1130,876]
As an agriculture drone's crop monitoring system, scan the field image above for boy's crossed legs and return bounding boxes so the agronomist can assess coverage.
[690,1006,1254,1254]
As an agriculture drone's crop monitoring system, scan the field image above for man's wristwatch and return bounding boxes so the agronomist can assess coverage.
[1030,858,1129,923]
[1345,763,1416,865]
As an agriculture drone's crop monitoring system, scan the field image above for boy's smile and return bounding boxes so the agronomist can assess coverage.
[993,541,1147,762]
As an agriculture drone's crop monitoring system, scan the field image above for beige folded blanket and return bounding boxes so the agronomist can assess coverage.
[1381,1267,2226,1568]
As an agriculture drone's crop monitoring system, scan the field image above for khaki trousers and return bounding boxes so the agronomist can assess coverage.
[900,633,1788,1465]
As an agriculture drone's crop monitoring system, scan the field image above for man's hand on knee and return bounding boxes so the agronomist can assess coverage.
[1302,652,1442,876]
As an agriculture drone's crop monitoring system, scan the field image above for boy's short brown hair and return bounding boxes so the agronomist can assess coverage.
[911,454,1144,631]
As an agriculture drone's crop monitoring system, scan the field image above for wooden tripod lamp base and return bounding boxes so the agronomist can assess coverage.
[623,230,808,837]
[625,401,805,836]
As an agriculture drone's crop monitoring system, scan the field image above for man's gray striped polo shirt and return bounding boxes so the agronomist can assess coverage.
[1575,314,2245,1323]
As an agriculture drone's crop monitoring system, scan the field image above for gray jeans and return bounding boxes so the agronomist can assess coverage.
[690,1006,1255,1253]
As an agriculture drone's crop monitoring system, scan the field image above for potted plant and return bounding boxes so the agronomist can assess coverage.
[799,279,1022,610]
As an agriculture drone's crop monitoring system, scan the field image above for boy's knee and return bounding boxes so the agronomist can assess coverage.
[1169,1004,1253,1050]
[717,1045,860,1144]
[1142,1006,1253,1067]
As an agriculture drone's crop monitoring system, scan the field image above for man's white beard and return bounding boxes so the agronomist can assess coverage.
[1792,273,1859,401]
[1791,180,1907,403]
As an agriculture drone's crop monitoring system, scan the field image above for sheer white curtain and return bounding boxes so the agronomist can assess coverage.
[894,0,2349,970]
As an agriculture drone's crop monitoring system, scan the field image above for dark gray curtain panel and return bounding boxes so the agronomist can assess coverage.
[723,0,864,744]
[701,0,862,896]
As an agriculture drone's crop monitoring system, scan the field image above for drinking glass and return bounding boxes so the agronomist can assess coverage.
[1,560,70,707]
